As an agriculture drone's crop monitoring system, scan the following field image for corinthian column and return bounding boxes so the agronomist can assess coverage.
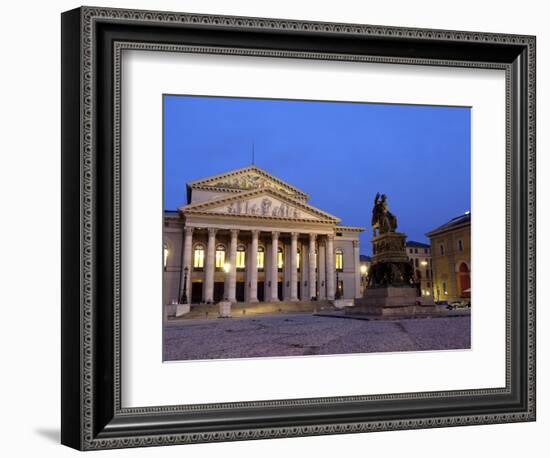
[326,234,335,300]
[290,232,299,301]
[181,226,194,302]
[204,228,217,303]
[227,229,238,302]
[270,232,280,301]
[353,239,361,299]
[308,233,317,300]
[248,230,259,303]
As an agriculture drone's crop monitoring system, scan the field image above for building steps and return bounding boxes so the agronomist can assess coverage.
[168,300,336,320]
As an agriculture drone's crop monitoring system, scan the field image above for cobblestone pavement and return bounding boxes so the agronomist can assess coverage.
[163,314,470,361]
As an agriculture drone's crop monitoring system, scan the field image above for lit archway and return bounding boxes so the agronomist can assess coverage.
[457,262,470,297]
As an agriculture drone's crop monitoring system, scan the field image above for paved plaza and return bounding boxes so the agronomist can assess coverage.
[163,313,470,361]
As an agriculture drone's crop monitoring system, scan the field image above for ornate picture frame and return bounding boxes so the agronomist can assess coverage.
[61,6,536,450]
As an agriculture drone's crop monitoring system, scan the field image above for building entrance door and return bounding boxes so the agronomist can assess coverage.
[236,282,245,302]
[277,281,283,300]
[257,282,265,302]
[213,282,224,302]
[191,282,202,304]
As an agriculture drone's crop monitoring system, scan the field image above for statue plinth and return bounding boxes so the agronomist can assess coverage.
[367,232,414,288]
[372,232,409,264]
[348,287,440,317]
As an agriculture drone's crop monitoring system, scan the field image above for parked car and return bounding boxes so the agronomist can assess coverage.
[447,300,470,310]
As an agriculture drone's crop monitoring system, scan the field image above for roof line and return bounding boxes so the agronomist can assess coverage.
[187,165,311,199]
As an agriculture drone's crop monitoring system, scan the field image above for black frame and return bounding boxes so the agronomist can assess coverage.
[61,6,536,450]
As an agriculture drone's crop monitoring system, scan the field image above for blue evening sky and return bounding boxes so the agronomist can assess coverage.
[164,95,470,256]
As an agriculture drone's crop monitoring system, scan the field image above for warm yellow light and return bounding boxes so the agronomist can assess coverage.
[426,291,431,296]
[163,245,169,268]
[360,265,368,274]
[223,262,231,273]
[420,260,428,266]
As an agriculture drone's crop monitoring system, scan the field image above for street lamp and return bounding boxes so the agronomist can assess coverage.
[179,266,189,304]
[163,244,169,271]
[360,264,368,294]
[223,262,231,301]
[335,269,341,299]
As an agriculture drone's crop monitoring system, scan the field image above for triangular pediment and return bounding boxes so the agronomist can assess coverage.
[187,166,310,201]
[180,188,340,223]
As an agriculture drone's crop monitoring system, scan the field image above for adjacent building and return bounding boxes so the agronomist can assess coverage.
[405,241,433,297]
[426,212,471,303]
[163,165,364,305]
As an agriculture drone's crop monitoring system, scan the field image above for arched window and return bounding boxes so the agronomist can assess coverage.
[257,246,265,270]
[236,245,246,270]
[439,243,445,255]
[457,239,464,252]
[193,244,205,269]
[335,249,344,271]
[277,247,284,271]
[215,244,226,270]
[414,258,419,267]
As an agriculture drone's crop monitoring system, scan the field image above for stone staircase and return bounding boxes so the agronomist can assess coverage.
[168,300,336,320]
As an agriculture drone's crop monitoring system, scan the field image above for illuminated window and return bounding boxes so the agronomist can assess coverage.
[193,244,205,269]
[335,249,343,271]
[297,249,301,271]
[236,245,246,270]
[215,244,226,270]
[257,246,265,270]
[277,247,284,270]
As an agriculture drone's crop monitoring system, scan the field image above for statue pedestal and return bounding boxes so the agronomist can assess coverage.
[372,232,409,264]
[347,287,441,317]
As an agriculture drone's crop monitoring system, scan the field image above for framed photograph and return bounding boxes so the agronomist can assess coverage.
[61,6,536,450]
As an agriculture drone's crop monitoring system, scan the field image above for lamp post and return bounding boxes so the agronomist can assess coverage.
[223,262,231,301]
[180,266,189,304]
[360,264,368,295]
[335,269,341,299]
[163,244,169,271]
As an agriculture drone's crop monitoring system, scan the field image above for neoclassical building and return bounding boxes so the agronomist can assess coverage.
[163,166,364,305]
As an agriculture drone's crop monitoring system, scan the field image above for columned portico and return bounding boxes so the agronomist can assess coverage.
[227,229,238,302]
[326,234,335,300]
[204,227,217,303]
[308,233,317,299]
[270,231,280,301]
[164,165,364,307]
[290,232,299,301]
[248,230,259,302]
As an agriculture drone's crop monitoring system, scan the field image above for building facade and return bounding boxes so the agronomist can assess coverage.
[405,241,433,297]
[164,166,364,305]
[426,212,471,303]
